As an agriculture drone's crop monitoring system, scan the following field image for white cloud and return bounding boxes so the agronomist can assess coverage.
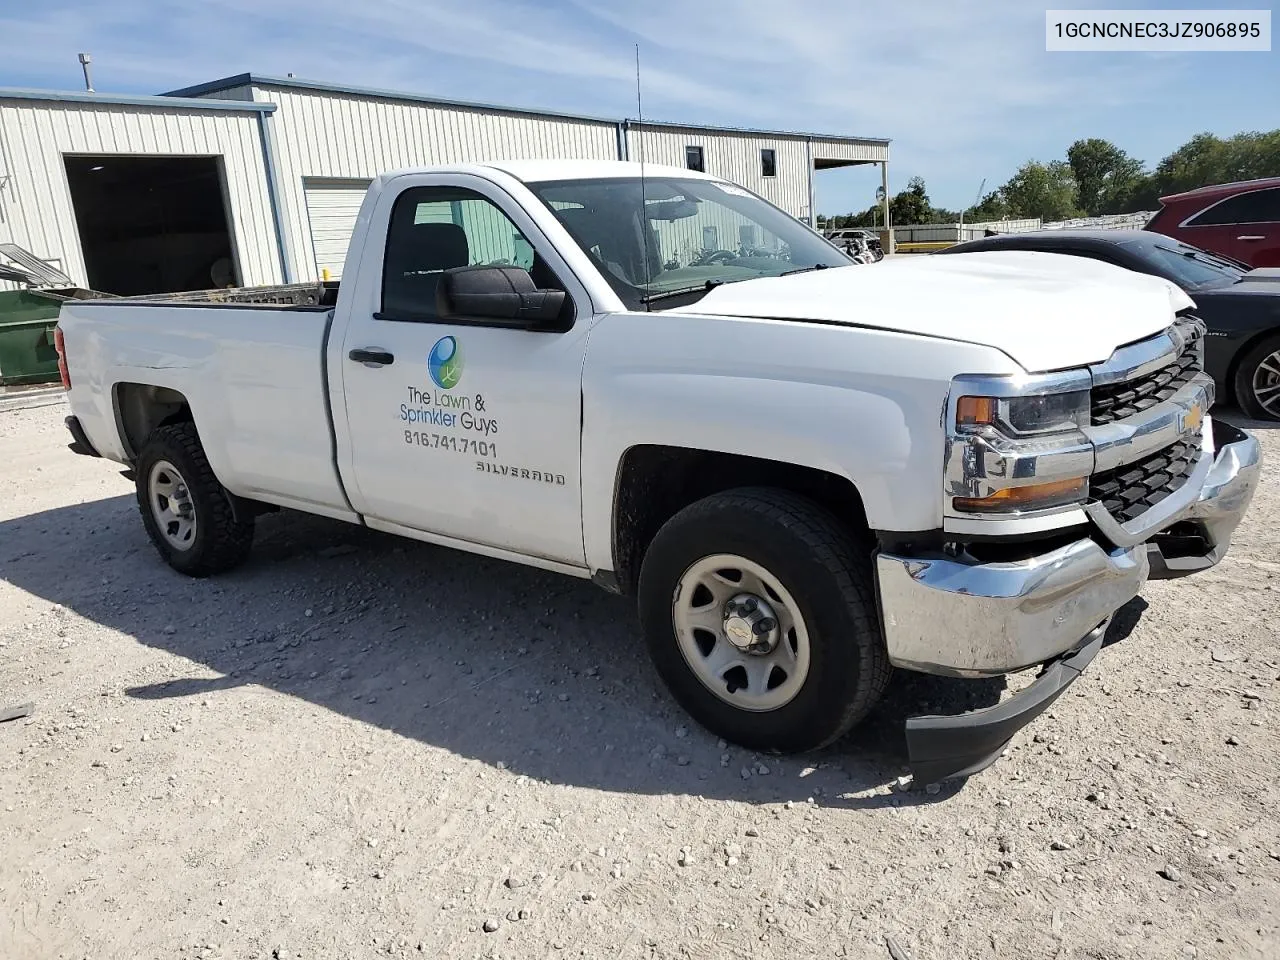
[0,0,1206,208]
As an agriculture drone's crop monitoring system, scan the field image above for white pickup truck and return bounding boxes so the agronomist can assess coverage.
[56,159,1261,783]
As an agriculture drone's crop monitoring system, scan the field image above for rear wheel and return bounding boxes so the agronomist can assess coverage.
[1234,333,1280,422]
[637,488,890,754]
[135,422,254,576]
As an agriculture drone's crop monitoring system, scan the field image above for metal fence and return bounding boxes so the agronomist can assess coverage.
[888,212,1157,251]
[1040,212,1156,232]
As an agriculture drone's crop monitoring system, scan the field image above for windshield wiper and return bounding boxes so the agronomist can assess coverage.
[641,265,828,305]
[639,277,756,304]
[639,282,716,305]
[778,263,831,277]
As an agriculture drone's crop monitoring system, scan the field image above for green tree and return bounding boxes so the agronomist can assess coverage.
[964,190,1010,223]
[1153,130,1280,196]
[1000,161,1081,221]
[1116,173,1160,213]
[890,176,933,225]
[1152,133,1228,196]
[1067,138,1146,216]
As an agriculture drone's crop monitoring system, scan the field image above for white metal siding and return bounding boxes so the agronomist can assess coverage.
[629,127,814,220]
[302,178,371,277]
[0,99,280,291]
[253,85,620,282]
[809,137,889,164]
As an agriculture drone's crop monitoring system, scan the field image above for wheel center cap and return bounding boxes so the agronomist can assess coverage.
[723,593,779,654]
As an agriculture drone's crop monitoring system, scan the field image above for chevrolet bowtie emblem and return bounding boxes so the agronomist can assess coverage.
[1182,402,1203,435]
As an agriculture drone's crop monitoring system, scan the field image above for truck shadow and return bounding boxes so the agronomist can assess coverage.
[0,492,1145,808]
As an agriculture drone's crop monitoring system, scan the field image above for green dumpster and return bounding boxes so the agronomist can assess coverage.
[0,288,110,387]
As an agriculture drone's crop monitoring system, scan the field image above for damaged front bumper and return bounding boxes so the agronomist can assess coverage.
[876,418,1261,783]
[1145,421,1262,578]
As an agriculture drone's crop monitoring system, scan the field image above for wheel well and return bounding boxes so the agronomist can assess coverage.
[1226,328,1280,407]
[611,445,868,595]
[114,383,192,460]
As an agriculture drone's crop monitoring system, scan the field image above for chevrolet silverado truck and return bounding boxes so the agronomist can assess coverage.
[55,160,1261,782]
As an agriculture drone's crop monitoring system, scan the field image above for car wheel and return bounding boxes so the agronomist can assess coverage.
[135,422,255,576]
[637,487,890,754]
[1233,333,1280,422]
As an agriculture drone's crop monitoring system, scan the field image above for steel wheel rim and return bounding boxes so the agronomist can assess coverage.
[148,460,197,551]
[1252,349,1280,418]
[671,553,811,712]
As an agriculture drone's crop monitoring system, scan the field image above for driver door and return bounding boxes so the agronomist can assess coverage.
[333,174,592,567]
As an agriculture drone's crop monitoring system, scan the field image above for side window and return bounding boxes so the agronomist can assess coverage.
[381,186,545,321]
[1186,188,1280,226]
[685,146,705,172]
[761,149,777,178]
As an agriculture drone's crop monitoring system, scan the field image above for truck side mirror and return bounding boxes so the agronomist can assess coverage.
[435,265,568,329]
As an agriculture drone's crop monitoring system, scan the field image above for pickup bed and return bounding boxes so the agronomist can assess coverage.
[56,159,1261,783]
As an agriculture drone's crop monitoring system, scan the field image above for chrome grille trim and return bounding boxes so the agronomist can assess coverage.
[1081,316,1211,540]
[1089,319,1206,426]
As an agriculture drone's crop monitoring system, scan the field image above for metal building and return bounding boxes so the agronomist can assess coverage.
[0,89,284,293]
[0,74,889,293]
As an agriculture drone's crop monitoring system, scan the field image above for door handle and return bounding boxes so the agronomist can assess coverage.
[1237,235,1265,241]
[349,347,395,367]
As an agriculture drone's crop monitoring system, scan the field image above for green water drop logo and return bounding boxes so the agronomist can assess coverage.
[428,336,463,389]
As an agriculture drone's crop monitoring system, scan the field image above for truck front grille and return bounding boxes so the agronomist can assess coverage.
[1089,436,1202,524]
[1091,321,1204,426]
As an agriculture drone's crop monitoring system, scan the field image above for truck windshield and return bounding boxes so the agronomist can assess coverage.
[527,176,850,309]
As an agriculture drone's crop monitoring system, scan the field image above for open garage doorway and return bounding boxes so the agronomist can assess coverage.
[64,155,240,296]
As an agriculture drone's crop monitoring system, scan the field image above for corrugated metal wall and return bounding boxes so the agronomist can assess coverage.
[0,99,281,292]
[809,137,889,164]
[627,126,814,221]
[251,85,621,282]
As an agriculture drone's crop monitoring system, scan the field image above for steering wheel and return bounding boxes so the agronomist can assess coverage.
[700,249,738,265]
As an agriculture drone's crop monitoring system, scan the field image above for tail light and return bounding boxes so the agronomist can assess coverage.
[54,325,71,390]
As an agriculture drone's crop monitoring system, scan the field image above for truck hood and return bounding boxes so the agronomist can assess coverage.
[667,250,1194,372]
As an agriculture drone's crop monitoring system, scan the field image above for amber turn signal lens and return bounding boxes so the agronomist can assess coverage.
[956,395,997,429]
[953,477,1088,514]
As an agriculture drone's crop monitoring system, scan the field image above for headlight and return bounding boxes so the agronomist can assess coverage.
[956,390,1089,438]
[947,375,1093,517]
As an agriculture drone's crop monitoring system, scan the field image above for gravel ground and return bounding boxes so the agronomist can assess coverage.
[1,399,1277,960]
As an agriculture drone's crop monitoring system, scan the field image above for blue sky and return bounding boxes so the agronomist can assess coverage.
[3,0,1277,214]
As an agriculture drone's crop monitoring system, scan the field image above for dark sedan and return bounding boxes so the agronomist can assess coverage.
[941,230,1280,421]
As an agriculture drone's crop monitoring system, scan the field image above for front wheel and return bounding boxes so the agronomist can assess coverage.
[135,422,255,577]
[1234,333,1280,421]
[637,488,890,754]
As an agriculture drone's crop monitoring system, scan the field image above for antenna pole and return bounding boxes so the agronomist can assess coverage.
[78,53,94,93]
[635,44,653,304]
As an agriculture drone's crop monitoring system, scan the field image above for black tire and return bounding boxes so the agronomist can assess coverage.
[1233,333,1280,422]
[637,487,891,754]
[135,422,254,577]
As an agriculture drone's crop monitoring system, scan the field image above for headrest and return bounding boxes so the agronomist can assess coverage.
[390,221,469,273]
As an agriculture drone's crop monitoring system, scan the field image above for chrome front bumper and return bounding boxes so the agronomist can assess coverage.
[1147,421,1262,578]
[878,419,1261,678]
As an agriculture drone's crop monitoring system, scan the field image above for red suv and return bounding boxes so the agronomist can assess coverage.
[1145,177,1280,268]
